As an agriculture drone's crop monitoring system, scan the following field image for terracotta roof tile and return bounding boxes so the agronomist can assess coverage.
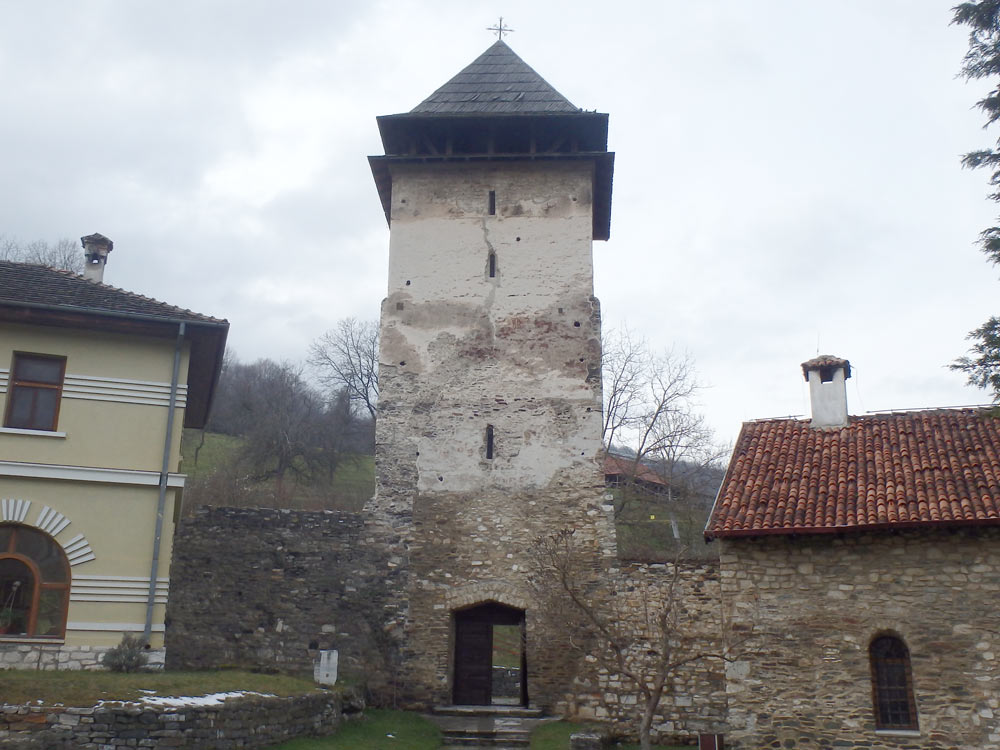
[705,408,1000,538]
[0,261,226,325]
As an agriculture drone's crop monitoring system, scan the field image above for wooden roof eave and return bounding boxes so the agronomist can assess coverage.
[375,111,610,153]
[182,323,228,429]
[0,301,228,429]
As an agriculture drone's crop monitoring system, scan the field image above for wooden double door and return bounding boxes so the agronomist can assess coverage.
[452,602,527,706]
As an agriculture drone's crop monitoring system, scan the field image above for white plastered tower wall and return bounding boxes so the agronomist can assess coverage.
[366,40,617,709]
[378,161,603,501]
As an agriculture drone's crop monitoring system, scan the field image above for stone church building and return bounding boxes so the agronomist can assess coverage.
[707,356,1000,749]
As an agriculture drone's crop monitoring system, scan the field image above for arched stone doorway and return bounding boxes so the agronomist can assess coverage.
[452,602,527,706]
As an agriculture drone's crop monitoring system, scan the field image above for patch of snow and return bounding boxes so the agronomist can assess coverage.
[96,690,275,708]
[140,691,275,707]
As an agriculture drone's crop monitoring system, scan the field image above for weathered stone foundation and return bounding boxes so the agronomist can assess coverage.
[0,644,164,671]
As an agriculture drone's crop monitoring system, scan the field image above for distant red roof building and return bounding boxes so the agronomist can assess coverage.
[705,407,1000,538]
[602,454,668,489]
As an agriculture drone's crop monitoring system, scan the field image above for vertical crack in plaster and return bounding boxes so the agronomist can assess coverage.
[480,217,498,330]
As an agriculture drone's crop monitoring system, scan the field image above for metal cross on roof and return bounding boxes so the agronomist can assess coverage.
[487,17,514,40]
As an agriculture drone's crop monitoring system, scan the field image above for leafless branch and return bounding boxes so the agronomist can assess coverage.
[308,318,379,419]
[531,529,758,750]
[0,235,82,273]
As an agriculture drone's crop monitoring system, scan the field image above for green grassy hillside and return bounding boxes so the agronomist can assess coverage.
[179,429,374,515]
[179,431,717,562]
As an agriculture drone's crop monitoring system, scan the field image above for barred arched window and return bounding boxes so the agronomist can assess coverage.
[869,635,918,730]
[0,524,70,639]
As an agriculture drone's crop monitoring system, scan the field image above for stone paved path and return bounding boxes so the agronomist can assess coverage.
[426,705,555,748]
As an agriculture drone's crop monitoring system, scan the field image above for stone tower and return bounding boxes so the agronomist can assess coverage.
[367,40,616,709]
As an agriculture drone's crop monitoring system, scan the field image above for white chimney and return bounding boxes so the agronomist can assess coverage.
[80,233,113,283]
[801,355,851,429]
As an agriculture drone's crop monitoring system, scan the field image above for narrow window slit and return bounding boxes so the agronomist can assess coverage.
[485,424,495,459]
[488,190,496,215]
[489,252,497,278]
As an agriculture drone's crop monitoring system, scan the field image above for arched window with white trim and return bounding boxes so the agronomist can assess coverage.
[869,634,918,731]
[0,523,70,639]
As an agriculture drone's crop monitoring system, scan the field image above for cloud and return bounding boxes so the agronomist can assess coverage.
[0,1,996,445]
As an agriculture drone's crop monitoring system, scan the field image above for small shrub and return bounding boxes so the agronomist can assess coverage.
[103,634,149,672]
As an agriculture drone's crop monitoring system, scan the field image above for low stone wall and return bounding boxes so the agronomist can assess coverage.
[0,691,355,749]
[165,507,401,692]
[0,644,164,671]
[567,560,728,745]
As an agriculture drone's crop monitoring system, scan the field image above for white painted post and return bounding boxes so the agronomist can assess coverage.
[314,649,339,686]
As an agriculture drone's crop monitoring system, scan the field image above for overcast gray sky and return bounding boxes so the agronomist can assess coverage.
[1,1,996,444]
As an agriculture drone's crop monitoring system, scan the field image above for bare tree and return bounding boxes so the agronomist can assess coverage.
[0,235,82,273]
[308,318,379,419]
[531,529,756,750]
[201,356,365,504]
[602,328,726,526]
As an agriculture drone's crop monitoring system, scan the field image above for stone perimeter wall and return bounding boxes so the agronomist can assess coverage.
[720,527,1000,750]
[570,560,728,744]
[165,507,402,693]
[0,691,354,749]
[165,507,725,745]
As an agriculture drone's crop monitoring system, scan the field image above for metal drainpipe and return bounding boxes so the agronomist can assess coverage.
[144,322,185,642]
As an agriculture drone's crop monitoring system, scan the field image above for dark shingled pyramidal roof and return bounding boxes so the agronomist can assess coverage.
[411,40,580,114]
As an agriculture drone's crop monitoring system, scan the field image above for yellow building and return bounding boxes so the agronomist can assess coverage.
[0,235,227,669]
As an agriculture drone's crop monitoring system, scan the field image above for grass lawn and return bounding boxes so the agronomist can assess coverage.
[266,709,440,750]
[531,721,587,749]
[0,669,320,707]
[180,430,244,480]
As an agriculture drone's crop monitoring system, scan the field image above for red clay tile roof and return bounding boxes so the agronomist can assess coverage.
[0,261,226,325]
[705,408,1000,538]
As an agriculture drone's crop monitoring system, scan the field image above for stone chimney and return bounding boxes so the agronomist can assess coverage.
[801,355,851,428]
[80,233,113,283]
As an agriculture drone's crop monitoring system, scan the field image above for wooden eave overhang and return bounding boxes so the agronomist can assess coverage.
[369,111,614,241]
[0,301,228,429]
